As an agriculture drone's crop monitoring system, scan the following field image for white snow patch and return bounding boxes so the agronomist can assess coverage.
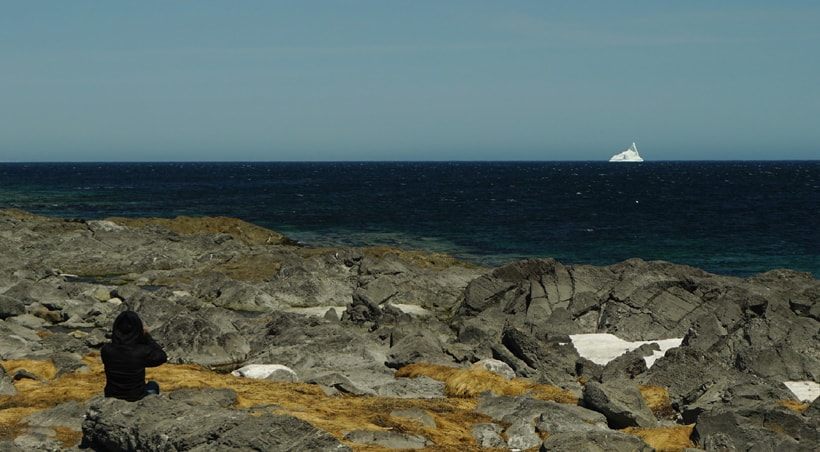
[283,306,347,317]
[390,303,434,318]
[569,333,683,367]
[783,381,820,402]
[231,364,296,380]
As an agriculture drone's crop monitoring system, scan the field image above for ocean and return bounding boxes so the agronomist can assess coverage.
[1,161,817,278]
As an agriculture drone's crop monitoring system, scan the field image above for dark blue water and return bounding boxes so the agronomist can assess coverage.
[1,161,817,277]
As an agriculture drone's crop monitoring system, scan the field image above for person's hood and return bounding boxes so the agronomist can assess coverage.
[111,310,144,345]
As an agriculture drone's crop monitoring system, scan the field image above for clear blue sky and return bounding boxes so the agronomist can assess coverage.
[2,1,818,161]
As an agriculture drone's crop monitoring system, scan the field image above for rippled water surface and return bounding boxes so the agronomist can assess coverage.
[1,161,817,277]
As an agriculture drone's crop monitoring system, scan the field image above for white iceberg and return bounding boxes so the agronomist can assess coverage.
[609,142,644,162]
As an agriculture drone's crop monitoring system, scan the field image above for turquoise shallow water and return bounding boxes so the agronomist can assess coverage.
[1,161,817,277]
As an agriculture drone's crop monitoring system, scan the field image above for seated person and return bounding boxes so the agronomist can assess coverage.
[101,310,167,401]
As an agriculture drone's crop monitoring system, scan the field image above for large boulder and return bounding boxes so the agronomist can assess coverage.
[692,404,815,451]
[270,247,483,315]
[540,430,654,452]
[246,311,396,393]
[343,430,431,450]
[454,258,723,342]
[1,211,818,450]
[581,381,658,429]
[81,392,350,451]
[0,364,16,395]
[154,310,252,369]
[385,327,450,369]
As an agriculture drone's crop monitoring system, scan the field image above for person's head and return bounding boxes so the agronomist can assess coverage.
[111,310,144,345]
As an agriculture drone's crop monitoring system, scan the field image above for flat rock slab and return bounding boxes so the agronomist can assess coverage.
[82,394,350,452]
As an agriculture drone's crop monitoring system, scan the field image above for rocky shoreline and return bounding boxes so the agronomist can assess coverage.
[0,209,817,451]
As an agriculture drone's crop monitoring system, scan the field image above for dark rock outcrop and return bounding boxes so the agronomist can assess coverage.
[81,392,350,452]
[0,210,817,451]
[540,430,655,452]
[582,381,658,429]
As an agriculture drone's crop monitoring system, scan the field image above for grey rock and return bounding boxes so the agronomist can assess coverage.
[0,363,17,396]
[680,311,728,352]
[501,325,545,369]
[0,319,44,359]
[470,358,516,380]
[540,430,654,452]
[13,369,39,381]
[2,430,67,452]
[542,307,577,338]
[456,258,578,339]
[251,312,396,394]
[582,381,658,429]
[501,325,580,386]
[534,401,610,433]
[376,376,446,399]
[5,313,48,330]
[490,342,538,378]
[344,429,431,449]
[680,377,797,423]
[640,346,732,406]
[156,311,251,368]
[390,407,436,427]
[82,394,350,452]
[1,211,819,450]
[0,293,26,320]
[476,394,558,422]
[167,388,238,407]
[344,290,382,325]
[22,400,86,432]
[807,392,820,418]
[735,344,815,381]
[49,352,90,376]
[600,343,655,383]
[505,415,542,450]
[476,393,609,448]
[693,406,812,451]
[575,357,604,383]
[384,328,448,369]
[472,423,506,448]
[307,372,369,395]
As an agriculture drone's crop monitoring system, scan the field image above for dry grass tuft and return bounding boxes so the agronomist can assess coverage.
[622,424,695,452]
[54,426,84,449]
[2,359,59,381]
[638,384,677,419]
[395,363,579,404]
[778,399,809,413]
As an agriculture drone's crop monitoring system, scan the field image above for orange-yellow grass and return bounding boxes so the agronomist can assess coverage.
[2,356,501,451]
[629,385,696,451]
[623,424,695,452]
[397,364,700,450]
[1,356,101,447]
[395,363,579,404]
[778,399,809,413]
[637,385,670,411]
[638,384,679,420]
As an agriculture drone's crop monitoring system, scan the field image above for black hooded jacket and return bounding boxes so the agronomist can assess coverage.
[101,311,167,401]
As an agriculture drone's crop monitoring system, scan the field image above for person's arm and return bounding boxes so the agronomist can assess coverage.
[142,331,168,367]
